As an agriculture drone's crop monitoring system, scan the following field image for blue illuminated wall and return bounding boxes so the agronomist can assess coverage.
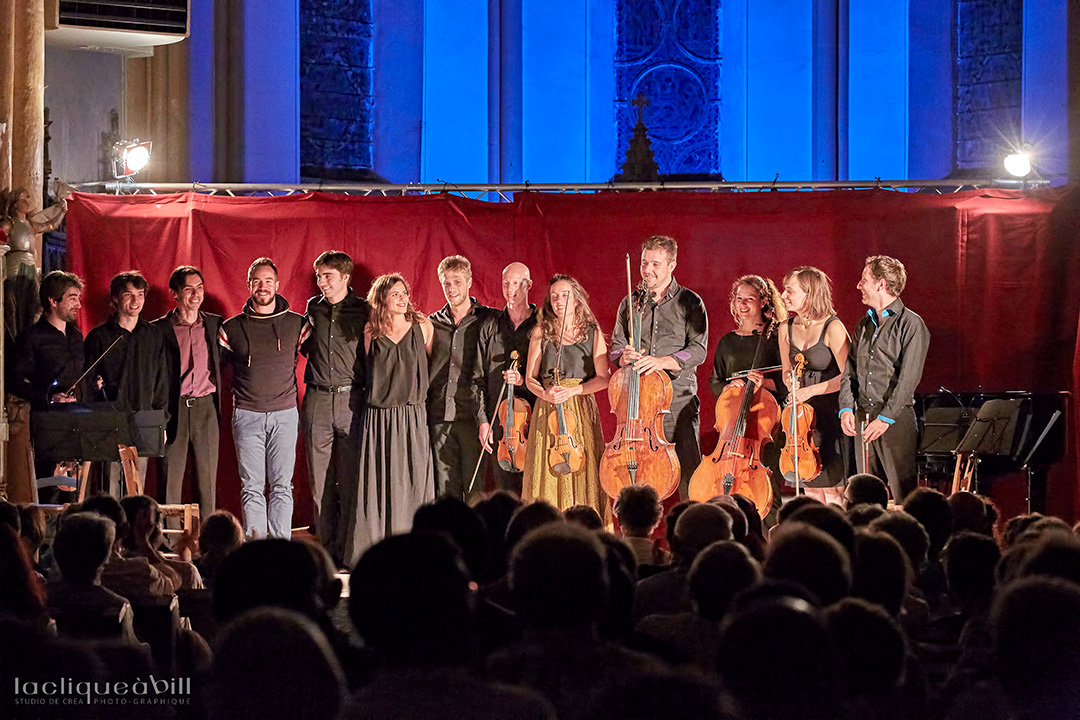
[299,0,374,178]
[615,0,721,176]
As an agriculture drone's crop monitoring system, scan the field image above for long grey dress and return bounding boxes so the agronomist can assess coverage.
[348,323,435,564]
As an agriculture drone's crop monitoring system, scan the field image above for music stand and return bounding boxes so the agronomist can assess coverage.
[1020,410,1062,514]
[951,399,1025,496]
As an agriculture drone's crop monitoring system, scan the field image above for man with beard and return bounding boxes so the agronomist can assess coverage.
[610,236,709,500]
[7,271,86,500]
[219,258,306,539]
[477,262,538,495]
[427,255,497,502]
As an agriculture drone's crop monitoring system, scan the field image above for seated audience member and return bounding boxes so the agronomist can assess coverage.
[847,502,887,527]
[709,495,748,543]
[584,666,733,720]
[765,523,852,607]
[345,532,553,720]
[473,490,523,583]
[784,502,856,559]
[565,504,604,531]
[0,525,48,628]
[487,524,659,720]
[413,496,490,581]
[850,529,910,618]
[718,595,842,720]
[119,495,203,590]
[47,513,138,644]
[731,493,767,561]
[947,491,994,536]
[613,485,670,567]
[481,501,564,613]
[635,540,761,671]
[1014,531,1080,586]
[938,531,1001,699]
[0,500,20,533]
[991,577,1080,720]
[595,532,637,642]
[902,487,954,610]
[632,503,733,621]
[825,597,925,720]
[195,510,244,590]
[1000,512,1051,548]
[81,494,180,600]
[869,510,932,634]
[770,495,822,539]
[204,607,346,720]
[18,504,47,572]
[844,473,890,510]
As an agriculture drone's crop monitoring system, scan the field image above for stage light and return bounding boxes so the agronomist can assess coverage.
[1003,144,1032,178]
[113,139,153,178]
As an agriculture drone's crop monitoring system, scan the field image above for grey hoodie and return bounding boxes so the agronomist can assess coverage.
[219,295,306,412]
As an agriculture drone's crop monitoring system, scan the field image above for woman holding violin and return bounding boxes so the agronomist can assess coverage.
[778,266,850,504]
[522,275,612,524]
[705,275,787,525]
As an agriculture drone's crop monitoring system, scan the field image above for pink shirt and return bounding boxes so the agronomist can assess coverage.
[172,314,216,398]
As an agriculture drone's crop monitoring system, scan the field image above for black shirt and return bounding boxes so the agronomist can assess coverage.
[84,317,172,418]
[609,278,709,400]
[477,305,538,426]
[8,318,85,409]
[708,330,786,403]
[428,298,498,424]
[301,291,369,389]
[838,298,930,422]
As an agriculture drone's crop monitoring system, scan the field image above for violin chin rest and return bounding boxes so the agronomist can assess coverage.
[552,461,573,475]
[498,459,517,472]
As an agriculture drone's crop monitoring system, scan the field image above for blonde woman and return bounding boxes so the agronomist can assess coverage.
[522,275,612,525]
[348,273,434,562]
[779,266,850,505]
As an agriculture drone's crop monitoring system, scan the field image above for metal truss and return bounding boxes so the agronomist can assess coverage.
[67,178,1009,201]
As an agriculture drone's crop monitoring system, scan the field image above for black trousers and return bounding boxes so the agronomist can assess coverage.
[664,394,702,501]
[431,420,486,503]
[162,394,219,518]
[302,388,362,565]
[855,406,918,503]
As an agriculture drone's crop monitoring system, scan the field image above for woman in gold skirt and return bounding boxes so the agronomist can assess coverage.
[522,275,612,525]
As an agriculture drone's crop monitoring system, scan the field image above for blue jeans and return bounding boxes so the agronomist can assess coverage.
[232,407,298,539]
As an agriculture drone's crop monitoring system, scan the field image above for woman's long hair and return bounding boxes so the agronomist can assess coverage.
[537,274,599,344]
[729,275,787,327]
[784,267,835,321]
[366,272,424,339]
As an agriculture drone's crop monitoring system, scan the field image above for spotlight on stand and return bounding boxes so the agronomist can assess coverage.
[113,139,153,179]
[1003,143,1032,178]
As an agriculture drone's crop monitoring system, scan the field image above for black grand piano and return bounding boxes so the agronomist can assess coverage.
[916,390,1070,513]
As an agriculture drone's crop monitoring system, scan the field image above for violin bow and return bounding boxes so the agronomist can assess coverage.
[65,333,124,397]
[625,253,635,349]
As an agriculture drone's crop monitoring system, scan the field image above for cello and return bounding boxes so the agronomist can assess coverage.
[599,264,680,501]
[689,322,780,518]
[779,352,822,491]
[547,291,585,475]
[493,350,532,472]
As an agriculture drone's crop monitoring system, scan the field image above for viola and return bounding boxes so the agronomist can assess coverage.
[493,350,532,473]
[689,322,780,519]
[779,353,822,490]
[547,292,585,476]
[599,271,680,501]
[548,368,585,474]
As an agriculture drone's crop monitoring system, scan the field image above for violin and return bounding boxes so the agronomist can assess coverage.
[599,264,680,501]
[689,322,779,519]
[779,353,822,490]
[493,350,532,472]
[547,292,585,475]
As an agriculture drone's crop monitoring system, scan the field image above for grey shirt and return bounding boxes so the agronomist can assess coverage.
[838,297,930,422]
[609,278,709,400]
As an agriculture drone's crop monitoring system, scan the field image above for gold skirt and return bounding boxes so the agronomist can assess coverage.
[521,379,611,526]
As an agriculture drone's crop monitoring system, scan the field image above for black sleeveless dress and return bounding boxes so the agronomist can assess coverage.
[347,323,435,563]
[787,316,849,489]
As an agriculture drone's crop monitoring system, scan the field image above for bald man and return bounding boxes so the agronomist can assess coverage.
[478,262,538,495]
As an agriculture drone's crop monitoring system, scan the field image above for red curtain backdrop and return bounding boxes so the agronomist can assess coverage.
[65,187,1080,523]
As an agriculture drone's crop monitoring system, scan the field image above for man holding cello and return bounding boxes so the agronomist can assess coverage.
[610,235,709,499]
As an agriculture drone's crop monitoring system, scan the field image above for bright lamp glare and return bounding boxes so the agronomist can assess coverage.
[125,145,151,173]
[1003,151,1031,178]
